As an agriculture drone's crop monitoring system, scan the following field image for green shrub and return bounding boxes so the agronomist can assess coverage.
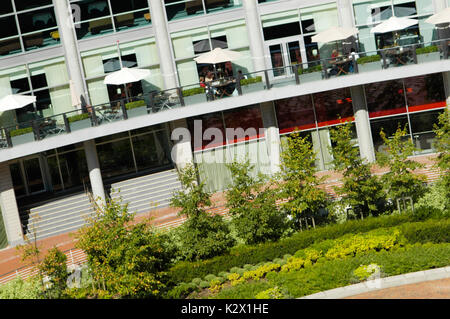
[400,219,450,244]
[125,100,146,110]
[166,214,420,285]
[0,277,43,299]
[240,76,262,86]
[218,272,229,278]
[68,113,90,123]
[166,282,197,299]
[298,65,322,74]
[416,45,438,55]
[204,274,218,282]
[199,281,210,289]
[255,286,287,299]
[191,278,202,286]
[182,87,205,97]
[10,127,33,137]
[356,55,381,65]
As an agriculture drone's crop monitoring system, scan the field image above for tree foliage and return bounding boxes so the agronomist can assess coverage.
[225,160,288,244]
[433,109,450,211]
[330,121,385,217]
[38,247,68,298]
[75,197,171,298]
[278,131,328,223]
[171,164,235,261]
[377,124,426,203]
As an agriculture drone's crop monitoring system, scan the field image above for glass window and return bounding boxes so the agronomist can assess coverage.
[0,16,19,39]
[0,1,13,15]
[18,8,57,34]
[23,157,45,194]
[15,0,53,12]
[58,149,89,189]
[188,112,226,150]
[365,80,406,118]
[393,1,417,17]
[132,131,171,171]
[275,95,316,133]
[9,162,26,197]
[404,73,446,112]
[370,115,410,153]
[110,0,148,14]
[263,22,301,41]
[223,105,264,143]
[97,138,135,179]
[47,155,63,192]
[313,88,354,126]
[410,110,442,153]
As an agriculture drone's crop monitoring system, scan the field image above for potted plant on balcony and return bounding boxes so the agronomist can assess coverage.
[182,87,207,105]
[416,45,440,64]
[126,99,148,118]
[298,64,323,83]
[240,76,264,93]
[10,127,34,145]
[356,55,382,73]
[68,113,91,131]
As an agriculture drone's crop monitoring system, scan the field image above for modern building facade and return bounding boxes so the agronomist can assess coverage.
[0,0,449,248]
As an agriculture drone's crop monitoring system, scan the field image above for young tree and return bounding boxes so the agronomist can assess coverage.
[38,247,68,298]
[171,164,235,261]
[330,121,385,218]
[377,125,426,205]
[432,109,450,210]
[225,160,288,244]
[278,131,328,226]
[76,197,172,298]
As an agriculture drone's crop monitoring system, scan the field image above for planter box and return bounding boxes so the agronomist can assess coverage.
[417,52,441,64]
[299,71,322,83]
[358,61,382,73]
[184,93,207,106]
[127,106,148,118]
[242,81,265,94]
[11,132,35,146]
[70,118,91,132]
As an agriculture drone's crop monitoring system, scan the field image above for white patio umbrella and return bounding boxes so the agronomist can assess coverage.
[0,94,36,125]
[425,7,450,25]
[103,67,150,86]
[194,47,242,65]
[370,16,418,34]
[311,26,359,43]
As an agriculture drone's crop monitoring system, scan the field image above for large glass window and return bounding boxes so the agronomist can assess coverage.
[404,73,446,112]
[365,80,406,118]
[0,1,59,57]
[188,112,226,151]
[313,88,354,126]
[275,95,316,133]
[164,0,242,22]
[410,110,442,154]
[370,115,409,153]
[223,105,264,143]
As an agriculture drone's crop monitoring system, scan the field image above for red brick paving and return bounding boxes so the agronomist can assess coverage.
[346,278,450,299]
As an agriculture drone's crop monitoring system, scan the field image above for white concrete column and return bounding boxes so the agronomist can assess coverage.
[350,85,376,163]
[337,0,355,29]
[147,0,178,90]
[0,163,24,247]
[84,140,106,208]
[260,102,280,174]
[53,0,89,106]
[242,0,268,72]
[170,119,194,170]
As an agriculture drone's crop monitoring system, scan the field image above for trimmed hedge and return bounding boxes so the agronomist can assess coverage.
[240,76,262,86]
[10,127,33,137]
[298,65,322,75]
[182,87,205,97]
[416,45,439,55]
[125,100,146,110]
[356,55,381,65]
[165,214,430,285]
[67,113,90,123]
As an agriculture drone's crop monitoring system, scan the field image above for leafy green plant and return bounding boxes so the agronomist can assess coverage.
[255,286,288,299]
[356,55,381,65]
[75,197,172,298]
[39,247,68,298]
[67,113,90,123]
[330,121,385,218]
[171,164,235,261]
[432,109,450,210]
[415,45,438,55]
[377,125,427,204]
[225,160,288,245]
[125,100,146,110]
[298,65,322,74]
[278,131,328,226]
[0,277,43,299]
[240,76,262,86]
[182,87,205,97]
[10,127,33,137]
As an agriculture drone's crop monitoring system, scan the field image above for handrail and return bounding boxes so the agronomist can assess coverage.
[1,37,449,151]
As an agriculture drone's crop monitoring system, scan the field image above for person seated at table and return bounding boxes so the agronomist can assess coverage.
[205,71,214,83]
[224,62,233,78]
[348,48,359,73]
[199,76,206,88]
[329,49,340,76]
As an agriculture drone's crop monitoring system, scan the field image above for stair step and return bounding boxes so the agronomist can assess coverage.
[111,170,178,189]
[111,183,181,202]
[27,209,94,229]
[22,193,90,213]
[27,201,93,220]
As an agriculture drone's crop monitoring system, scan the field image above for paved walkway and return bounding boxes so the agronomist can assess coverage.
[347,278,450,299]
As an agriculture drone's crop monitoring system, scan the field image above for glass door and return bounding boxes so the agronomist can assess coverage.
[9,156,46,197]
[267,39,304,79]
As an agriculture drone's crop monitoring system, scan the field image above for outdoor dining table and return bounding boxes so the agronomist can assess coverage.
[330,58,351,76]
[211,79,235,99]
[385,48,411,66]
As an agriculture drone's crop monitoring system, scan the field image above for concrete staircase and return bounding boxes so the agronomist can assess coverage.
[110,169,182,215]
[19,192,95,242]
